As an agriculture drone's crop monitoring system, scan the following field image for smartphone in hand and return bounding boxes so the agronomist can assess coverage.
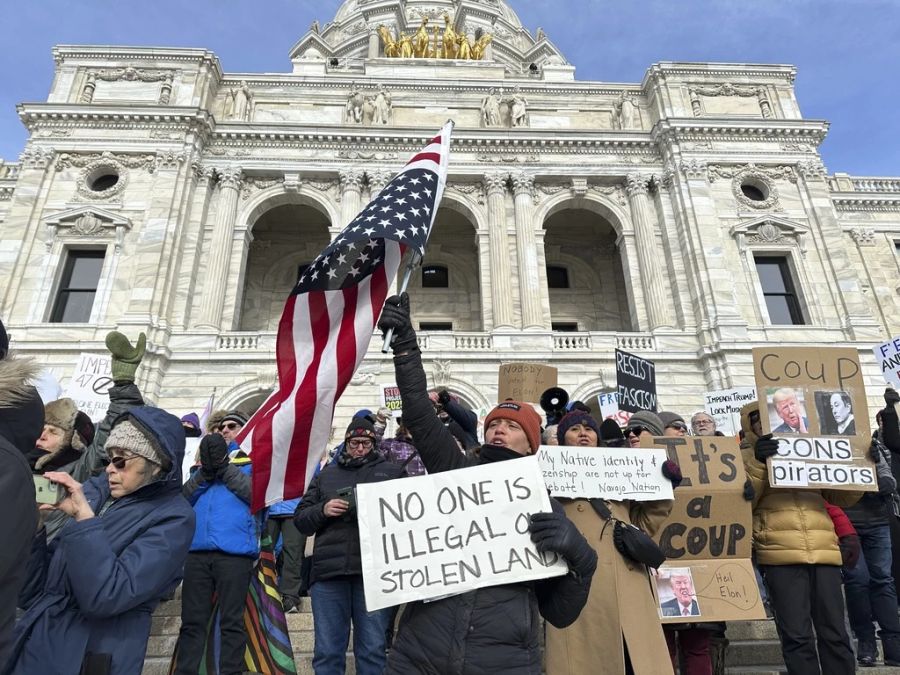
[335,486,356,513]
[33,475,63,505]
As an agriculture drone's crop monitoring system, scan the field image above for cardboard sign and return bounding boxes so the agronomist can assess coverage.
[753,347,875,491]
[537,445,672,501]
[643,436,765,623]
[62,353,113,422]
[704,387,757,437]
[597,390,633,427]
[497,363,557,404]
[381,383,402,418]
[615,349,656,413]
[874,336,900,389]
[357,456,568,611]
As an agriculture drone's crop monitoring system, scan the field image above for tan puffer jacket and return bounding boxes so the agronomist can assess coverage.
[740,402,862,566]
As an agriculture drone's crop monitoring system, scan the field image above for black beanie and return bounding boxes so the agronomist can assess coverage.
[345,416,377,441]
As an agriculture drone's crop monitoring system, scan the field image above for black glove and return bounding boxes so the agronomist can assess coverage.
[885,388,900,407]
[661,460,682,489]
[742,477,755,501]
[437,389,452,406]
[754,434,780,463]
[878,474,897,496]
[199,434,229,480]
[528,511,597,577]
[870,441,883,464]
[377,293,418,354]
[840,534,861,570]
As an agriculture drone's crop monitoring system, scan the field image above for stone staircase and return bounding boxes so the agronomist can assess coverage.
[143,590,900,674]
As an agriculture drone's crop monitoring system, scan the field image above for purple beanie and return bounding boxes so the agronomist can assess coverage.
[556,410,601,445]
[181,412,201,429]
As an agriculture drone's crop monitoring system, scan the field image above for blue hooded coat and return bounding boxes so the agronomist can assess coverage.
[4,406,196,675]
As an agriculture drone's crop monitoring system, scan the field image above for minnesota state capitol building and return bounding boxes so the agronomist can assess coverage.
[2,0,900,428]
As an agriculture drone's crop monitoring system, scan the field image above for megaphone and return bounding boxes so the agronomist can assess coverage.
[540,387,569,426]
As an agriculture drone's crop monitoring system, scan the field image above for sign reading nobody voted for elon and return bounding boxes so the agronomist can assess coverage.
[753,346,875,491]
[537,445,672,501]
[357,456,568,611]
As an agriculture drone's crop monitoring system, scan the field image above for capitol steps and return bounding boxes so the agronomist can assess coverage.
[142,591,900,674]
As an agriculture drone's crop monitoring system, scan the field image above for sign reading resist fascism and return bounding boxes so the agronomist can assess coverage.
[753,347,875,491]
[644,436,765,623]
[63,353,114,422]
[615,349,657,413]
[537,445,672,501]
[357,456,568,611]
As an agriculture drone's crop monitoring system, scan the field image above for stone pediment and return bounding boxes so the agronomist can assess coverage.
[288,32,335,62]
[42,206,132,252]
[730,216,808,255]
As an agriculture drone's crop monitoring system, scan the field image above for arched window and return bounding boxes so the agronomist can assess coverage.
[422,264,449,288]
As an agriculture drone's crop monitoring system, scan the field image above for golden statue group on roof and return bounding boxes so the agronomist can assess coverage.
[378,14,493,60]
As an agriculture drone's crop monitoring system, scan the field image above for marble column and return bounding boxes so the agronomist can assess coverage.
[626,173,672,330]
[367,169,392,199]
[196,165,241,329]
[483,171,514,328]
[511,171,544,329]
[339,168,365,226]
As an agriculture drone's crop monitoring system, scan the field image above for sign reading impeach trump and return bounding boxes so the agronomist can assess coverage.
[644,436,765,623]
[357,457,568,611]
[753,347,875,491]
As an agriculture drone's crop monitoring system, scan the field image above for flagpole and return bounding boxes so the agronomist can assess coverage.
[381,252,421,353]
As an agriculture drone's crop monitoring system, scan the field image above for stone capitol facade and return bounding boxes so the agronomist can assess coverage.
[2,0,900,434]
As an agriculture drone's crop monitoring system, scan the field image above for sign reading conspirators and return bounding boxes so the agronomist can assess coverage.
[874,336,900,389]
[497,363,558,404]
[63,353,114,422]
[356,456,568,611]
[643,435,765,623]
[753,347,875,491]
[615,349,656,413]
[704,387,757,437]
[537,445,672,501]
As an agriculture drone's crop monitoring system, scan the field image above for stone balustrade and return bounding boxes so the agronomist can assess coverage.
[851,177,900,193]
[217,332,261,350]
[0,162,20,179]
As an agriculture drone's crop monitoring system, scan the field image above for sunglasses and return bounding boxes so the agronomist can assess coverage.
[667,422,688,432]
[623,425,648,438]
[106,454,143,470]
[219,422,240,431]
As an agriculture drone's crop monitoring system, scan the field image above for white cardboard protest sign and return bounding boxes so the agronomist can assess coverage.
[381,383,402,418]
[597,390,633,426]
[703,387,757,437]
[357,456,568,611]
[182,437,201,484]
[874,337,900,389]
[768,437,876,489]
[537,445,673,501]
[63,353,113,422]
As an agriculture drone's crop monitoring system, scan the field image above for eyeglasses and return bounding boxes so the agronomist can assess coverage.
[219,422,240,431]
[667,422,688,432]
[623,426,648,438]
[347,439,373,449]
[106,454,142,470]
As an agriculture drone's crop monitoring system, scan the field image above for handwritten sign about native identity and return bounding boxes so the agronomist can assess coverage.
[615,349,656,413]
[380,383,402,418]
[643,436,764,622]
[753,347,874,491]
[537,445,672,501]
[704,387,757,437]
[497,363,557,404]
[357,456,567,611]
[63,353,113,422]
[874,336,900,389]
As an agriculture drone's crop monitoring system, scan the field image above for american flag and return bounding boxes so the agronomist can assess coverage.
[238,122,452,511]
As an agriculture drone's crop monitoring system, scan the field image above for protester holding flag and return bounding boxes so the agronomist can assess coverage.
[294,415,406,675]
[740,401,861,674]
[545,409,677,675]
[377,293,598,675]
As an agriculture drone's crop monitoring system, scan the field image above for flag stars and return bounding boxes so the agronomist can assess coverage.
[395,212,407,222]
[363,227,375,236]
[394,228,406,239]
[379,219,391,228]
[409,191,421,200]
[409,177,421,185]
[380,205,393,213]
[423,187,433,197]
[394,197,407,206]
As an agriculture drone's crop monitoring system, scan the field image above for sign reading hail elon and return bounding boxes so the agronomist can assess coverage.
[615,349,657,413]
[753,347,875,491]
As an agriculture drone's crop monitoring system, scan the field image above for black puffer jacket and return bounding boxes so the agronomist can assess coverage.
[295,452,405,585]
[386,350,596,675]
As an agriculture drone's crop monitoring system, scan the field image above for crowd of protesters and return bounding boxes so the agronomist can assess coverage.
[3,294,900,675]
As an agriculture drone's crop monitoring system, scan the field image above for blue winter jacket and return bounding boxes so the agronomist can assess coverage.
[4,406,195,675]
[183,452,261,557]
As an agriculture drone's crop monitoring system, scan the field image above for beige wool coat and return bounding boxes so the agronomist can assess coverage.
[546,498,675,675]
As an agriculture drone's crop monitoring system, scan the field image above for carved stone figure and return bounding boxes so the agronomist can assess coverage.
[373,85,392,125]
[413,17,430,57]
[481,88,502,127]
[310,20,320,34]
[615,92,637,129]
[536,27,547,41]
[509,87,528,127]
[230,81,252,121]
[346,83,364,123]
[361,96,376,125]
[223,88,235,118]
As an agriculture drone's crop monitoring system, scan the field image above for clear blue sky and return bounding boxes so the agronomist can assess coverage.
[2,0,898,176]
